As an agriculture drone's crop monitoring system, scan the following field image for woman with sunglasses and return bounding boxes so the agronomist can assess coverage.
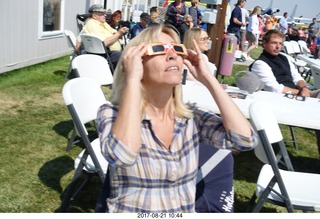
[183,28,216,78]
[96,24,257,213]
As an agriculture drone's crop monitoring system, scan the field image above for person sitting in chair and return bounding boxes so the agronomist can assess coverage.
[130,13,151,39]
[82,4,128,69]
[250,29,320,156]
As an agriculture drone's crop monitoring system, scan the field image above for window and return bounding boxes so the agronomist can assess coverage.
[38,0,65,39]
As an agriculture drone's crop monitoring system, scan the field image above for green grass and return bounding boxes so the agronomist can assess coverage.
[0,50,319,213]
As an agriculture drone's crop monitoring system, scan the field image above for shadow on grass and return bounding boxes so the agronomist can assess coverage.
[52,120,74,140]
[55,176,103,213]
[290,155,320,174]
[38,155,103,212]
[234,194,282,213]
[53,70,67,77]
[233,150,262,184]
[38,155,74,193]
[49,120,103,212]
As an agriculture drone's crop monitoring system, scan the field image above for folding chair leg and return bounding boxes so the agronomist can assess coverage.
[65,62,72,80]
[65,54,77,80]
[59,151,92,212]
[105,54,115,74]
[289,126,298,151]
[59,174,93,212]
[246,193,257,212]
[59,167,84,211]
[66,127,78,152]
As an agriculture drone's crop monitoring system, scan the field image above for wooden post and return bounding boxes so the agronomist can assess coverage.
[206,0,228,74]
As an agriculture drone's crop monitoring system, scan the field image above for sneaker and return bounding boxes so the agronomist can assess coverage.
[246,56,254,61]
[235,58,244,62]
[241,52,248,61]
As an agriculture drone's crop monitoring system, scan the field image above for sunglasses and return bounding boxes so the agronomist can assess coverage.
[200,37,211,42]
[144,43,188,57]
[284,93,306,101]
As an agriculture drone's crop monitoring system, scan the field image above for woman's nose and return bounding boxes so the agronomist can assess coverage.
[166,48,178,60]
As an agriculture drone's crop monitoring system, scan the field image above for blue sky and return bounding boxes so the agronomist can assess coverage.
[229,0,320,19]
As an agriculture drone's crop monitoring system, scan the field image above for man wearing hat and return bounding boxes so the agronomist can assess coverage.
[130,12,151,39]
[82,4,129,69]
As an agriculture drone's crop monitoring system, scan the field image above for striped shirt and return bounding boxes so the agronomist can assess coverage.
[97,102,258,213]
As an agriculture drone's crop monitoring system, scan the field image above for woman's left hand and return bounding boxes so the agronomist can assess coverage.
[183,39,211,84]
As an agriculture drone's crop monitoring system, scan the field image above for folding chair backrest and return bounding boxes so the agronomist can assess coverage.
[297,40,311,55]
[64,30,77,51]
[283,41,294,56]
[80,34,115,74]
[249,101,283,163]
[72,54,113,86]
[249,101,294,171]
[310,64,320,89]
[290,40,302,54]
[62,78,107,136]
[81,34,107,55]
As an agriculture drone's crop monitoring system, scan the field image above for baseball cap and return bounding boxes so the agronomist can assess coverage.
[88,4,107,13]
[140,13,151,23]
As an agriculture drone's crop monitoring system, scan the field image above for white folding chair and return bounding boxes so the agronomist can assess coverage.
[247,101,320,212]
[290,40,303,56]
[65,54,113,152]
[80,34,115,73]
[60,78,109,212]
[72,54,113,86]
[283,41,310,79]
[64,30,79,80]
[310,64,320,89]
[297,40,313,58]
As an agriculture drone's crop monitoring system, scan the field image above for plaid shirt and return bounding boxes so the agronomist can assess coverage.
[97,102,258,212]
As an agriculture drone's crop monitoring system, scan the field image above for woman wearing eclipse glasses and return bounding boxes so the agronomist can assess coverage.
[96,24,258,213]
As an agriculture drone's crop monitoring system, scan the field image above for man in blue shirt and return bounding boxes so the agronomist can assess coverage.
[227,0,247,51]
[130,13,151,39]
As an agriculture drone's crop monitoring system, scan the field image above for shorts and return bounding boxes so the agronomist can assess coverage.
[246,31,257,43]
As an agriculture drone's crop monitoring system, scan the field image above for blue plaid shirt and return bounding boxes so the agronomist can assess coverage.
[97,102,258,212]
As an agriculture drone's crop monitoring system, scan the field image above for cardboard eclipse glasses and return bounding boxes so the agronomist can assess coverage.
[144,43,188,57]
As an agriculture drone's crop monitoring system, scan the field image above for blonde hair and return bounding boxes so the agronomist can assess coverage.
[183,27,203,50]
[110,24,193,119]
[251,6,262,15]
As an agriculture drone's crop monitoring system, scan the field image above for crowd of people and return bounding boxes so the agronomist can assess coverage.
[228,0,320,61]
[71,2,320,213]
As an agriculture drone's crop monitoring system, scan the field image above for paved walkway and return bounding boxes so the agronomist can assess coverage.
[233,59,255,66]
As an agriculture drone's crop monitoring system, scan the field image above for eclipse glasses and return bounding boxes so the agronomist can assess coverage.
[144,43,188,57]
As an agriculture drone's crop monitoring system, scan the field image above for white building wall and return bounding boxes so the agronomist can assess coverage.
[0,0,95,74]
[0,0,162,74]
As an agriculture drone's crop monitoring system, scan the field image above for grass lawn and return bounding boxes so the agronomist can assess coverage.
[0,49,319,213]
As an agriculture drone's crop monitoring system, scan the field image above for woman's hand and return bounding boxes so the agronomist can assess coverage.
[122,44,146,82]
[183,39,211,84]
